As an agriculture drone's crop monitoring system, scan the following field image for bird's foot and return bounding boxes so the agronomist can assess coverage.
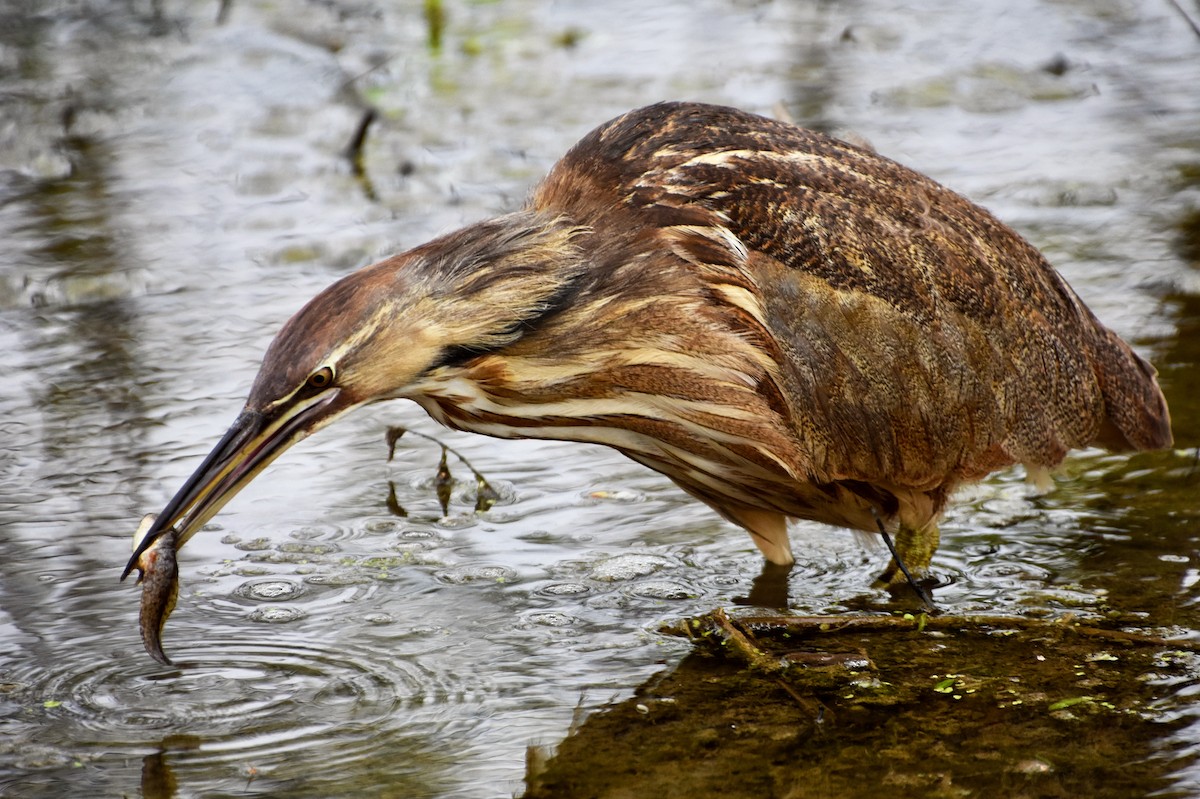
[871,516,939,614]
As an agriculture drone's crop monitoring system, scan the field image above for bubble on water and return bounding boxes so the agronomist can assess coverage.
[435,565,518,585]
[304,572,374,587]
[587,592,630,610]
[234,579,303,601]
[276,541,340,556]
[232,537,274,551]
[363,612,395,625]
[290,527,327,541]
[525,612,575,627]
[357,555,413,570]
[248,606,306,623]
[390,539,436,555]
[231,564,273,577]
[589,553,673,582]
[363,519,402,534]
[538,582,590,596]
[629,580,692,600]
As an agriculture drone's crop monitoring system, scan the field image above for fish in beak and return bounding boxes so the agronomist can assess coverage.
[123,389,346,664]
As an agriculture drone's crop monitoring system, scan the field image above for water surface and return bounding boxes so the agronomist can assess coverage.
[1,1,1197,796]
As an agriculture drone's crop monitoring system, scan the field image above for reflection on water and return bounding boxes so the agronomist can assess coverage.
[1,1,1198,797]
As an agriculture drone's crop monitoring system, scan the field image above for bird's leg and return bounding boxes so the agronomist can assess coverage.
[870,511,938,612]
[722,506,795,607]
[874,521,940,586]
[721,506,793,566]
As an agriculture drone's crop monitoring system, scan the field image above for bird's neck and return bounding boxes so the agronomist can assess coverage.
[408,217,804,499]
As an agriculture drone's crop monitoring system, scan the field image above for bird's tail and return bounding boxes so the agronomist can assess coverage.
[1090,329,1173,452]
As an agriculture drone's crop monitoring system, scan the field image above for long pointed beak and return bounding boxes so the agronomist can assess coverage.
[122,389,345,580]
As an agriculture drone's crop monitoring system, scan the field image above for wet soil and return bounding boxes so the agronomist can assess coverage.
[527,612,1200,799]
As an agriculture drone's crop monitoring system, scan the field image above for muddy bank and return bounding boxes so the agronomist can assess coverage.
[527,611,1200,798]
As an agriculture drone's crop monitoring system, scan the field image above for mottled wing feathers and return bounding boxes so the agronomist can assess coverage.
[535,102,1170,491]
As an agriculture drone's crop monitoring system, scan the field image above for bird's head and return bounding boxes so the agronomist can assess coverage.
[124,212,585,577]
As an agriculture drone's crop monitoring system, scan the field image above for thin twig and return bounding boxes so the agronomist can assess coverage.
[775,678,835,726]
[435,446,452,516]
[728,612,1200,652]
[344,107,378,202]
[386,426,501,511]
[710,608,785,673]
[344,107,377,169]
[871,508,938,613]
[1164,0,1200,39]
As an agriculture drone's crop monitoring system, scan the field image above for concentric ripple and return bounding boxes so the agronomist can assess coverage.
[33,640,391,734]
[4,628,493,784]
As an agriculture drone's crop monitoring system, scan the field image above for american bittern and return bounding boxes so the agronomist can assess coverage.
[125,101,1172,622]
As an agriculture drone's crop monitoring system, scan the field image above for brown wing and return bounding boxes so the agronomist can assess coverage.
[535,102,1171,491]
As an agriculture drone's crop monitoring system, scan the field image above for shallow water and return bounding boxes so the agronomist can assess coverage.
[1,1,1198,796]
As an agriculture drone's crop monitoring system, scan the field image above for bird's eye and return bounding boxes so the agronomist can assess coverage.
[306,366,334,390]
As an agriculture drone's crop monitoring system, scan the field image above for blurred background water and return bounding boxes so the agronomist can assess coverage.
[0,1,1197,796]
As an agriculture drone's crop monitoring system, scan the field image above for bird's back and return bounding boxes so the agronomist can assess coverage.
[532,102,1171,528]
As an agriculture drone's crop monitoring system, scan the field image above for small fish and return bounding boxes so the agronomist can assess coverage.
[131,513,180,666]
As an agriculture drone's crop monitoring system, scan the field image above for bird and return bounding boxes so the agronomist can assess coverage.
[124,101,1172,612]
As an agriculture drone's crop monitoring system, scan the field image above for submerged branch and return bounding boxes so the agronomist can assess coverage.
[668,610,1200,668]
[1164,0,1200,40]
[344,107,378,201]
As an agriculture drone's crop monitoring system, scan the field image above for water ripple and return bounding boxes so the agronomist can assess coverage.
[4,630,488,780]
